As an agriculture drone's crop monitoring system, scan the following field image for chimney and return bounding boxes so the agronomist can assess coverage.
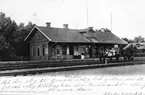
[88,27,93,30]
[46,22,51,27]
[63,24,68,29]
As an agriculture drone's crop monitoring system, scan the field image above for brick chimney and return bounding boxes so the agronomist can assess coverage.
[46,22,51,27]
[63,24,68,29]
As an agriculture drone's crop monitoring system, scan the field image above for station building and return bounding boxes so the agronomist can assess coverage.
[24,22,127,60]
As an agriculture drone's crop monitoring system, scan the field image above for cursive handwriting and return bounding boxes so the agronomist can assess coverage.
[0,76,145,94]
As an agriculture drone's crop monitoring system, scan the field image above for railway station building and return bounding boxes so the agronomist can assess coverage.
[24,22,127,60]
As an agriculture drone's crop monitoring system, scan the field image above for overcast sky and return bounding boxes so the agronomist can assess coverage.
[0,0,145,39]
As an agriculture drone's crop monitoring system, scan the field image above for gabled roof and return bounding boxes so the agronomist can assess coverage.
[93,30,128,44]
[24,26,91,43]
[136,43,145,49]
[24,25,128,44]
[126,43,145,50]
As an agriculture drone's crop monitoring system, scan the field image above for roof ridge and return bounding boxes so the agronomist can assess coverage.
[37,26,84,31]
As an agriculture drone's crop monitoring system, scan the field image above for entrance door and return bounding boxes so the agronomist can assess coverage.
[89,46,92,58]
[69,45,74,55]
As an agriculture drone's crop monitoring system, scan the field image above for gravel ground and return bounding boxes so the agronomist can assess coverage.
[32,64,145,76]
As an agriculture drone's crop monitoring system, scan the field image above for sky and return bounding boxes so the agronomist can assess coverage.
[0,0,145,39]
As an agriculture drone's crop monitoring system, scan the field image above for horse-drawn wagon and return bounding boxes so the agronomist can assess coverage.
[122,43,137,61]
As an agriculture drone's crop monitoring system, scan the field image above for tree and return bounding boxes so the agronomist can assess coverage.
[14,21,34,42]
[122,38,134,43]
[134,35,145,43]
[0,12,35,60]
[0,12,17,60]
[14,21,35,56]
[122,38,130,43]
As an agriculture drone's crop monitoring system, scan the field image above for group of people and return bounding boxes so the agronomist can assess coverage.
[99,46,120,64]
[99,44,137,63]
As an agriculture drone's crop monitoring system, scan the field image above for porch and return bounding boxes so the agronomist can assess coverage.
[49,43,115,60]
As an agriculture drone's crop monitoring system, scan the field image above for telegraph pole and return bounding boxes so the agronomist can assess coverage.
[110,13,112,31]
[86,7,89,27]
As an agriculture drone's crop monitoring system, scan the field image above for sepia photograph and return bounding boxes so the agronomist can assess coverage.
[0,0,145,95]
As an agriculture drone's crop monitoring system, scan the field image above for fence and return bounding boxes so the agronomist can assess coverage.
[0,56,30,61]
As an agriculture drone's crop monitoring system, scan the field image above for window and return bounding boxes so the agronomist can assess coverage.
[57,49,61,55]
[35,32,41,39]
[85,47,89,54]
[52,48,55,55]
[32,45,41,56]
[62,46,67,55]
[42,44,45,56]
[79,45,88,55]
[33,46,36,56]
[74,45,79,55]
[74,45,78,51]
[37,48,40,56]
[78,45,84,54]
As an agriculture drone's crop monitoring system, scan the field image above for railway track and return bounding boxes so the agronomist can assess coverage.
[0,59,144,76]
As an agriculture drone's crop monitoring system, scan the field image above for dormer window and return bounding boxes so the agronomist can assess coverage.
[87,37,99,42]
[80,32,87,36]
